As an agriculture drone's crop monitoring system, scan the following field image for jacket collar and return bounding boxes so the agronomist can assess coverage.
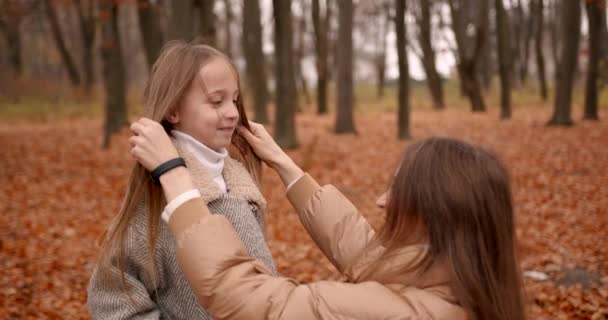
[173,138,266,210]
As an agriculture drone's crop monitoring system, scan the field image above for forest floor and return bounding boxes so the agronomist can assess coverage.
[1,108,607,319]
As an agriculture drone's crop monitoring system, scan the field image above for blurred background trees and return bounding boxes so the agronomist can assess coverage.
[0,0,606,146]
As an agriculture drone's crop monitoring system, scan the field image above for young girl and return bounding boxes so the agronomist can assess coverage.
[87,41,276,319]
[130,120,527,320]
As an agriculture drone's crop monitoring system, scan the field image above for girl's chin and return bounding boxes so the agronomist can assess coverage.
[212,138,232,149]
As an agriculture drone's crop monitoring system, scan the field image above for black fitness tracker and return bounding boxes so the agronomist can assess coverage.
[151,158,187,185]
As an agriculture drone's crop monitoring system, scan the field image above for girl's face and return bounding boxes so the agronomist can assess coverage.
[168,57,240,151]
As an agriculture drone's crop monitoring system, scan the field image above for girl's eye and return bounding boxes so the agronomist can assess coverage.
[211,99,222,106]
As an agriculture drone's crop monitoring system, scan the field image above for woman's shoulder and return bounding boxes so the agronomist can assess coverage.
[301,280,466,319]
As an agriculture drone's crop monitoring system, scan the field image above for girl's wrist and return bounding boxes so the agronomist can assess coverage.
[159,167,196,203]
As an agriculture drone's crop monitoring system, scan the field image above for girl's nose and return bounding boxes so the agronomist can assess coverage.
[376,191,388,209]
[224,102,239,120]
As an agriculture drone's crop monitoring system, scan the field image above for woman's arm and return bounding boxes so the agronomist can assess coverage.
[130,119,379,280]
[238,122,380,278]
[169,197,312,319]
[284,174,378,278]
[168,198,430,320]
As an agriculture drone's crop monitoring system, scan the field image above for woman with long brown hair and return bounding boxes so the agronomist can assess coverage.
[129,119,527,320]
[87,42,276,319]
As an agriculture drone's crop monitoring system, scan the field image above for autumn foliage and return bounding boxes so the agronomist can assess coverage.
[1,109,607,319]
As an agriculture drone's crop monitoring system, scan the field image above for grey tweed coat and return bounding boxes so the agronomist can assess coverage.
[87,140,277,319]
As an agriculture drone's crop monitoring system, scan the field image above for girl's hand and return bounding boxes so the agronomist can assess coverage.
[238,122,303,187]
[129,118,179,171]
[129,118,195,202]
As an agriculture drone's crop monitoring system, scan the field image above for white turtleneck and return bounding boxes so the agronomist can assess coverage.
[161,129,305,223]
[171,130,228,193]
[161,130,229,222]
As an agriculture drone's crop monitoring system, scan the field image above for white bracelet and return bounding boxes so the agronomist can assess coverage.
[286,173,305,192]
[161,189,202,223]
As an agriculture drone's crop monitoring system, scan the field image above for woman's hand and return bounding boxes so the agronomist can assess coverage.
[238,122,303,187]
[238,121,291,168]
[129,118,195,202]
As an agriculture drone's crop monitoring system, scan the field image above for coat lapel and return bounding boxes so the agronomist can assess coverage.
[172,138,266,210]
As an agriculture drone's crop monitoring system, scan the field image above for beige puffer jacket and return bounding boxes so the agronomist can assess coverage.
[167,174,468,320]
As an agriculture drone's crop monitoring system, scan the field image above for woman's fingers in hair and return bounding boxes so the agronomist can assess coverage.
[247,121,273,140]
[237,125,257,143]
[247,121,265,134]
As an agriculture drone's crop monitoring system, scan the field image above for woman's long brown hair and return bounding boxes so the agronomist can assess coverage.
[378,137,525,320]
[97,41,261,291]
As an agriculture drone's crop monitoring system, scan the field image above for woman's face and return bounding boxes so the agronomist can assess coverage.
[168,57,240,151]
[376,190,388,208]
[377,166,400,209]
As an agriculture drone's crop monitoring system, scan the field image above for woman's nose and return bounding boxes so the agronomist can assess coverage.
[376,191,388,209]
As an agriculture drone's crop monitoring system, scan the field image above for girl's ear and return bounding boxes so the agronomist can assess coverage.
[167,109,180,124]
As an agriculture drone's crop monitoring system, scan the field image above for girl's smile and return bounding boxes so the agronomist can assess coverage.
[167,57,241,152]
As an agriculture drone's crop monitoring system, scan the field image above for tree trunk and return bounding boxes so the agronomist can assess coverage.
[583,0,605,121]
[223,0,232,58]
[520,0,535,84]
[395,0,410,139]
[243,0,269,124]
[273,0,298,148]
[170,0,195,40]
[312,0,329,114]
[376,55,386,99]
[495,0,512,119]
[295,5,311,106]
[602,8,608,58]
[0,18,23,77]
[548,0,581,126]
[45,0,81,86]
[449,0,487,112]
[550,0,561,80]
[375,3,389,99]
[479,5,492,90]
[335,0,356,134]
[137,0,164,70]
[198,0,216,45]
[326,1,336,82]
[76,0,96,94]
[534,0,548,100]
[100,0,128,148]
[512,0,532,85]
[418,0,444,109]
[511,0,523,86]
[601,3,608,85]
[512,0,533,86]
[459,63,486,111]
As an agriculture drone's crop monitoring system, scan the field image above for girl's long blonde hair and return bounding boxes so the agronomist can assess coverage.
[97,41,262,290]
